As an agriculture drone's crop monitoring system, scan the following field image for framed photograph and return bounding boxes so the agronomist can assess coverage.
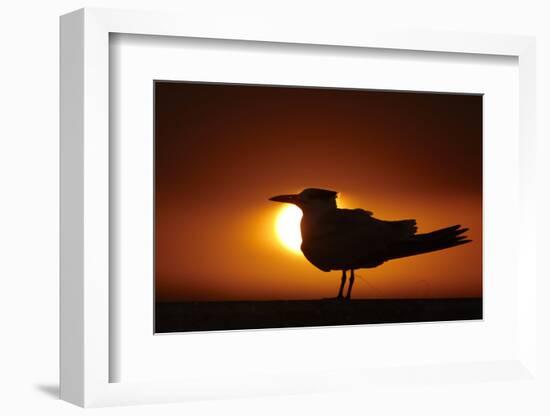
[153,80,482,334]
[60,8,538,408]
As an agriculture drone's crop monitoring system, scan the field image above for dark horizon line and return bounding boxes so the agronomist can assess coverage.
[155,296,483,304]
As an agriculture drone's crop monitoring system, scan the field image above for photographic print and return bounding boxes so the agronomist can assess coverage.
[154,81,482,333]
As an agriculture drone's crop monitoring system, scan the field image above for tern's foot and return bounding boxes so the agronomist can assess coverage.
[322,296,345,301]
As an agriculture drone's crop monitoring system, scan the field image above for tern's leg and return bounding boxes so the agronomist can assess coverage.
[336,270,347,299]
[345,269,355,300]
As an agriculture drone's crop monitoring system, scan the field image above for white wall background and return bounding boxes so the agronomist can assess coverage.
[0,1,548,414]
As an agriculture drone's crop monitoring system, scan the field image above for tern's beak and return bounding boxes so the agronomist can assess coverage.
[269,194,300,204]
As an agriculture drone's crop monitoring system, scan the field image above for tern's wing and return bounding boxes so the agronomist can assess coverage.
[301,209,417,271]
[319,209,416,245]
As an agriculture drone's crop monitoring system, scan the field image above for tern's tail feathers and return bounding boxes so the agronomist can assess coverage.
[386,225,471,261]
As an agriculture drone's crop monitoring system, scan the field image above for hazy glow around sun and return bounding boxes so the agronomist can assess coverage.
[275,205,303,254]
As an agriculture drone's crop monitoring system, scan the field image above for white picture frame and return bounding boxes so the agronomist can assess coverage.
[60,7,537,408]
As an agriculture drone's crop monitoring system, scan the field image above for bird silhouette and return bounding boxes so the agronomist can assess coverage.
[269,188,471,300]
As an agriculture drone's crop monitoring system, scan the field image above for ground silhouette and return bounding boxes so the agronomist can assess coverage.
[156,298,482,333]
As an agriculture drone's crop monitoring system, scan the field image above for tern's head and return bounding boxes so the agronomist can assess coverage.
[269,188,338,213]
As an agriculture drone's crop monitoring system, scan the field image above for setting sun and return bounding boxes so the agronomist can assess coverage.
[275,205,303,254]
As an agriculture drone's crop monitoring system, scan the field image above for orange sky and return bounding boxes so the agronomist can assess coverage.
[155,82,482,302]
